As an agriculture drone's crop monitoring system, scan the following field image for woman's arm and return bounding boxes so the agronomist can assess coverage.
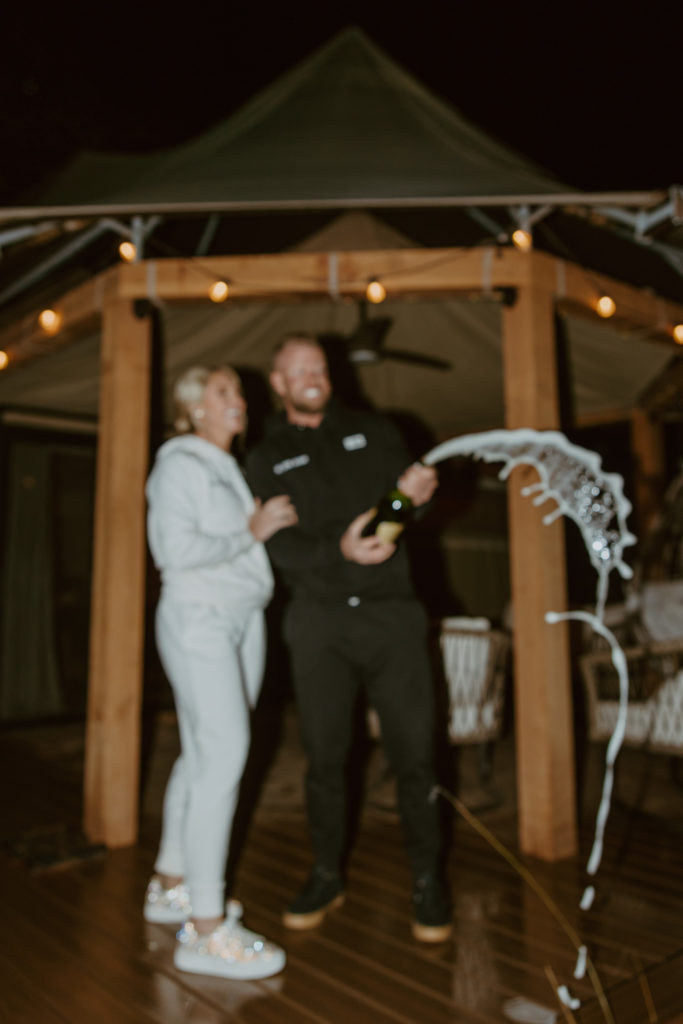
[147,453,255,571]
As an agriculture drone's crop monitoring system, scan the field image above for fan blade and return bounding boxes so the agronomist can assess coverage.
[345,307,449,369]
[381,348,451,370]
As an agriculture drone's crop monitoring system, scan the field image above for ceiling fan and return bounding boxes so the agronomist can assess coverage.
[346,301,451,370]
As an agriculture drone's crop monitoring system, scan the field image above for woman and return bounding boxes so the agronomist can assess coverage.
[143,365,296,980]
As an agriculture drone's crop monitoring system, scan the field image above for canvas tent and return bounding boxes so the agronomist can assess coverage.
[18,26,572,207]
[1,27,683,864]
[2,27,682,315]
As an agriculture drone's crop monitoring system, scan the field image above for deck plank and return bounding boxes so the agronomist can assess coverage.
[2,713,683,1022]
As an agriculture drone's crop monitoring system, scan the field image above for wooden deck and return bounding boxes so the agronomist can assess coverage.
[2,699,683,1024]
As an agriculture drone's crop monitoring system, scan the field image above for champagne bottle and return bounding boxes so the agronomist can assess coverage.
[362,487,413,542]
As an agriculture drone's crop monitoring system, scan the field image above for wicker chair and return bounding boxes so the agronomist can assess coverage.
[578,465,683,757]
[439,617,509,745]
[366,616,509,806]
[579,623,683,756]
[366,617,509,749]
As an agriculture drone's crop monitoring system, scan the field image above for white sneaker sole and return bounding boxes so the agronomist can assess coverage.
[144,903,190,924]
[174,946,286,980]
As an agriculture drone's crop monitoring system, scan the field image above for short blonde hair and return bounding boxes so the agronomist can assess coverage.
[271,332,323,371]
[172,364,241,433]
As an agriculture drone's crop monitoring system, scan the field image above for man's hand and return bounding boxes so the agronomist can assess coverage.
[397,463,438,507]
[340,509,396,564]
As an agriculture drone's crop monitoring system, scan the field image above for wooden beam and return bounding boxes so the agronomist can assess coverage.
[115,248,524,302]
[518,250,683,337]
[630,408,666,536]
[84,298,151,847]
[502,281,578,861]
[114,249,683,331]
[2,250,682,372]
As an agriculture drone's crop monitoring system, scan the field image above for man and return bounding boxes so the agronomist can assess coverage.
[246,332,451,943]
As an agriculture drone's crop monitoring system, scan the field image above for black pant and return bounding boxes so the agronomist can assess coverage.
[284,596,443,878]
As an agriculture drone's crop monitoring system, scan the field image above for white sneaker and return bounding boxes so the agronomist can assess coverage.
[144,876,192,923]
[174,900,286,980]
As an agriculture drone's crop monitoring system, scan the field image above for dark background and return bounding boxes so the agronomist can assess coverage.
[1,1,680,204]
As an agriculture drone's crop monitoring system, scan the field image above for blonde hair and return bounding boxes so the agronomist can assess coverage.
[172,364,242,434]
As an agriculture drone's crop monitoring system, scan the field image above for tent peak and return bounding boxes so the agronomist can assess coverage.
[28,21,568,211]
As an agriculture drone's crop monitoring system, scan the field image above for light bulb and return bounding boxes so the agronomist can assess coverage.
[119,240,137,262]
[366,278,386,304]
[511,228,532,252]
[39,309,62,335]
[596,295,616,318]
[673,324,683,345]
[0,350,8,370]
[209,280,229,303]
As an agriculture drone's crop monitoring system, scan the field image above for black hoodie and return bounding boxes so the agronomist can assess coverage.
[245,400,417,603]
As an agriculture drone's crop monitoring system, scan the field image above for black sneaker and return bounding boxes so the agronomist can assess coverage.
[282,866,345,930]
[411,872,452,942]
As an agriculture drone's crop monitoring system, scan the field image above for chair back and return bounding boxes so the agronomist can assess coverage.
[439,618,508,744]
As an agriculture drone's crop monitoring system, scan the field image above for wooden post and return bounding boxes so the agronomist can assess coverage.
[630,408,666,537]
[84,299,152,847]
[501,281,578,860]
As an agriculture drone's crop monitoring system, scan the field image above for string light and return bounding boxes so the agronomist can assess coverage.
[596,295,616,318]
[511,228,533,252]
[118,241,137,262]
[209,280,229,303]
[366,278,386,304]
[0,351,8,370]
[38,309,62,335]
[673,324,683,344]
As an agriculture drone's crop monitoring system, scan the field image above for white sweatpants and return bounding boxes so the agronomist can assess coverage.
[153,596,266,919]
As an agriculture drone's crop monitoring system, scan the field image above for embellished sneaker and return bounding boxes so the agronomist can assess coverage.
[144,876,192,923]
[282,866,345,930]
[411,872,452,943]
[174,900,286,980]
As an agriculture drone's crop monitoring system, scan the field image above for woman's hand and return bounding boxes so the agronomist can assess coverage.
[250,495,298,542]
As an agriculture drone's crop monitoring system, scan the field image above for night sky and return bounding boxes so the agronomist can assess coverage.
[1,1,680,205]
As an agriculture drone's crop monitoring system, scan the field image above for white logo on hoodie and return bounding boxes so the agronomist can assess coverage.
[273,454,311,475]
[342,433,367,451]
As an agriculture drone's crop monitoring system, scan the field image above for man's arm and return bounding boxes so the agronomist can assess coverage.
[369,414,439,517]
[370,414,438,509]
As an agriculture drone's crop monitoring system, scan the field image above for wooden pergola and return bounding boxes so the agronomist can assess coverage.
[3,244,682,861]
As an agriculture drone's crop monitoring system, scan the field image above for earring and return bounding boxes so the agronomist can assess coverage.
[193,407,205,422]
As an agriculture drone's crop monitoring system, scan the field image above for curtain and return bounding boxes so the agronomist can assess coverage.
[1,441,62,718]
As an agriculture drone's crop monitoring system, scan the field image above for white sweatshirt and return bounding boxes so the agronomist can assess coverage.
[146,434,273,612]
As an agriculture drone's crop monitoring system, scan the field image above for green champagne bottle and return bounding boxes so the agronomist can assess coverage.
[362,487,413,542]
